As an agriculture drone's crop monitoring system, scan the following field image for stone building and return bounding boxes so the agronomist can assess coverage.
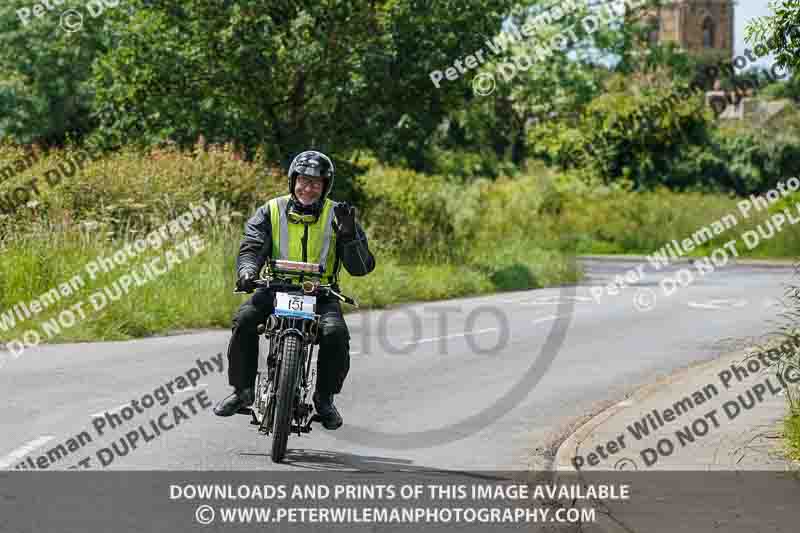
[640,0,734,55]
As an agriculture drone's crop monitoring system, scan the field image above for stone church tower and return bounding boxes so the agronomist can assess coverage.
[643,0,734,56]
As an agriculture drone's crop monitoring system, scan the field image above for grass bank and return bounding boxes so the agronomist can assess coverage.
[0,219,578,344]
[0,145,579,345]
[550,184,800,259]
[3,142,800,347]
[786,412,800,462]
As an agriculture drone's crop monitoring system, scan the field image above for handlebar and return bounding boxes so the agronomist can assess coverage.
[233,278,358,307]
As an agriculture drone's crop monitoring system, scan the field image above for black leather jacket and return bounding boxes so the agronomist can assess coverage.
[236,201,376,281]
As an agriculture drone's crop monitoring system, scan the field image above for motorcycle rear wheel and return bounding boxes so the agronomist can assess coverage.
[270,334,303,463]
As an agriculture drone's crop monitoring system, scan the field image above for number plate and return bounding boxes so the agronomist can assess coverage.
[274,293,316,319]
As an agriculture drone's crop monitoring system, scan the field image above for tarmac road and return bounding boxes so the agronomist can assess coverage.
[0,257,795,472]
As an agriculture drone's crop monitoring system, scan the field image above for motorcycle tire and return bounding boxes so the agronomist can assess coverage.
[270,334,303,463]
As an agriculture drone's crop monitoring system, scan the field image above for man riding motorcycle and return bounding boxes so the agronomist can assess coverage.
[213,150,376,429]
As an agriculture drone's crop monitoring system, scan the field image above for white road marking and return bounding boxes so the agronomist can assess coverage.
[498,294,574,304]
[531,315,559,325]
[367,314,565,351]
[91,402,131,418]
[403,328,499,346]
[499,295,540,304]
[617,400,635,407]
[688,302,719,310]
[521,296,596,305]
[0,436,54,469]
[90,383,209,418]
[688,299,747,310]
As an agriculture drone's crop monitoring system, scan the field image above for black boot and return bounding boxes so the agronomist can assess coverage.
[213,387,254,417]
[313,391,343,430]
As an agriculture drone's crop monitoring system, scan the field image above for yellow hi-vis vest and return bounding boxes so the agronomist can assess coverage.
[268,195,340,283]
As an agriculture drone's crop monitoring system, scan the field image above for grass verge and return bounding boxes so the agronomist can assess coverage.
[785,411,800,462]
[3,144,798,348]
[0,222,578,346]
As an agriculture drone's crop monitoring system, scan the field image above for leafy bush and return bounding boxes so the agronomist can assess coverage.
[462,164,560,245]
[0,155,579,345]
[532,73,714,190]
[1,143,285,239]
[355,162,580,292]
[355,166,461,262]
[761,78,800,102]
[427,147,518,181]
[0,0,112,143]
[552,186,740,254]
[709,108,800,195]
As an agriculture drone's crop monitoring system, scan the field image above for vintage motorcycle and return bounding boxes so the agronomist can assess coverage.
[238,259,358,463]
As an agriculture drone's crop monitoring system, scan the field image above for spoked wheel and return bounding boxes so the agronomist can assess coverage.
[253,371,271,431]
[270,335,303,463]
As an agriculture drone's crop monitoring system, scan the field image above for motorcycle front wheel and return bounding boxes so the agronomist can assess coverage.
[270,334,303,463]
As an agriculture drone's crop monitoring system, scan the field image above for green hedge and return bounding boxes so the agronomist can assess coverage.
[0,147,578,345]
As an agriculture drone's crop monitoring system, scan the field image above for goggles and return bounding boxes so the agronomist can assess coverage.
[287,209,320,224]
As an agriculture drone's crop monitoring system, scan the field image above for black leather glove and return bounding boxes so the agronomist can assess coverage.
[236,270,258,293]
[334,202,357,240]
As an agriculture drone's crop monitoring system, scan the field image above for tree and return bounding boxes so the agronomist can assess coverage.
[92,0,513,168]
[430,0,693,176]
[745,0,800,75]
[0,0,111,144]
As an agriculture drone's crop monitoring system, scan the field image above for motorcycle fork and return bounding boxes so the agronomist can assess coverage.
[259,316,321,435]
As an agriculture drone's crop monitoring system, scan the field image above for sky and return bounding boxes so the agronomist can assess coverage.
[540,1,782,68]
[736,0,776,66]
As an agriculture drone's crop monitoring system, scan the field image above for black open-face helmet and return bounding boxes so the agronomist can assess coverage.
[287,150,335,215]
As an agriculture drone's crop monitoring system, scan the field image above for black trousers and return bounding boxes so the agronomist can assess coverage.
[226,288,351,396]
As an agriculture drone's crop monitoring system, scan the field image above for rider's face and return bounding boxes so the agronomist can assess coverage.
[294,175,324,206]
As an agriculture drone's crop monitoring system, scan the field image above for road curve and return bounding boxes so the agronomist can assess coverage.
[0,257,793,472]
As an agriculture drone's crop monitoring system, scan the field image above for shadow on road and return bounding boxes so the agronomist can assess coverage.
[282,448,417,471]
[241,448,520,482]
[237,448,419,472]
